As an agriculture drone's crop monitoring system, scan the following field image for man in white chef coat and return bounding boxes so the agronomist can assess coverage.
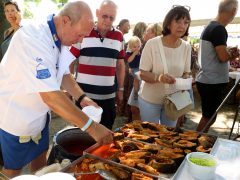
[0,1,113,178]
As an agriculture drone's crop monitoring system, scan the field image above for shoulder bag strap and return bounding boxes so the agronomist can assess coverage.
[158,36,168,74]
[3,30,14,41]
[157,36,171,89]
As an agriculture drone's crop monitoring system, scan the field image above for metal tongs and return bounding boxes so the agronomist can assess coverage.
[70,169,117,180]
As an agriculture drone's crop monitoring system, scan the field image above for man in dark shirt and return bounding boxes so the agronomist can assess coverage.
[196,0,239,132]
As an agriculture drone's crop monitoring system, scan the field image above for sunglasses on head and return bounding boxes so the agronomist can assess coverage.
[172,5,191,12]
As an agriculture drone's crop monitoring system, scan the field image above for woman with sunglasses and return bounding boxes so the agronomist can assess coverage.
[138,6,192,127]
[1,1,21,60]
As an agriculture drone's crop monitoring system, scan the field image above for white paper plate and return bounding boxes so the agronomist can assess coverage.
[40,172,75,180]
[11,175,40,180]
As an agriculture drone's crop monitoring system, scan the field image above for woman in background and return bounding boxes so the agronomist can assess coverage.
[118,22,147,120]
[127,23,163,120]
[117,19,130,36]
[143,23,162,43]
[115,19,130,116]
[133,22,147,44]
[1,1,21,59]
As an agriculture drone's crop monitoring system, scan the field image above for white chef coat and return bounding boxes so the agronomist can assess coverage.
[0,20,75,136]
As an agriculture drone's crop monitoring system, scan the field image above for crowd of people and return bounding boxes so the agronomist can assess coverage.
[0,0,240,178]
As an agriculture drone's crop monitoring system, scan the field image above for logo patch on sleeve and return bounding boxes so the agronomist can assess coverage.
[35,57,51,79]
[36,68,51,79]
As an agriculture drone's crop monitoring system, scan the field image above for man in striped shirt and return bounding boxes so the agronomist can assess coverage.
[71,0,125,129]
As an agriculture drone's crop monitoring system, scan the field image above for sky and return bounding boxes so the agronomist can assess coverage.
[16,0,240,46]
[18,0,240,25]
[76,0,240,25]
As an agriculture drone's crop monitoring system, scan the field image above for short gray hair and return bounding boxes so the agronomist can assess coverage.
[100,0,118,10]
[218,0,238,13]
[59,1,91,25]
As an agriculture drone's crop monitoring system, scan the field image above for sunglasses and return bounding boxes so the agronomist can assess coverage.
[172,5,191,12]
[101,14,115,22]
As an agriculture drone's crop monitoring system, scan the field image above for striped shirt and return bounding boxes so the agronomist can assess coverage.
[70,27,125,100]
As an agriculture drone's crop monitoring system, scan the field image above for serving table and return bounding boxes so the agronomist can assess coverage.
[229,71,240,82]
[3,121,240,180]
[82,121,218,179]
[172,138,240,180]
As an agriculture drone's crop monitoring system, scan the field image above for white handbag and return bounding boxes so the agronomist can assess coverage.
[158,37,193,120]
[165,90,192,110]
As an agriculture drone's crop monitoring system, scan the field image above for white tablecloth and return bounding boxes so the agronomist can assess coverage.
[229,71,240,84]
[172,138,240,180]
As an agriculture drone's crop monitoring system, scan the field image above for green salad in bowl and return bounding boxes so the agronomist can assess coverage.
[186,152,218,179]
[189,157,217,167]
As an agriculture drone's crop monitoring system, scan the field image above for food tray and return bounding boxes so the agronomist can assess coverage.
[61,152,163,179]
[172,138,240,180]
[118,121,217,146]
[84,138,176,179]
[86,121,218,180]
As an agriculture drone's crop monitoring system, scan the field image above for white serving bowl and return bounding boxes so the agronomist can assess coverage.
[186,152,218,180]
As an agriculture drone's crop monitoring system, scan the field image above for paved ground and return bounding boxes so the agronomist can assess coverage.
[182,84,238,139]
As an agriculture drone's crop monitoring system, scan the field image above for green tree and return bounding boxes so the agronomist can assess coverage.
[51,0,68,5]
[23,0,68,4]
[22,0,68,19]
[25,0,42,3]
[22,2,34,19]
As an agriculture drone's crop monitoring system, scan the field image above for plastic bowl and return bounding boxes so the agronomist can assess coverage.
[186,152,218,180]
[175,77,193,90]
[41,172,75,180]
[82,106,103,123]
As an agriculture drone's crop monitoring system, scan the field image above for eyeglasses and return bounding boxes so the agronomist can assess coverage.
[172,5,191,12]
[101,14,115,22]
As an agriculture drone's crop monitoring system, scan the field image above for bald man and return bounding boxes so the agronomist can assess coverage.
[0,1,113,177]
[196,0,239,132]
[70,0,126,130]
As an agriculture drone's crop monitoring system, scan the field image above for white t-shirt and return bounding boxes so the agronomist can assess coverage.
[139,36,191,104]
[0,20,75,136]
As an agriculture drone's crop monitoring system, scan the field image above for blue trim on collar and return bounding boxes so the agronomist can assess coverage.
[47,14,61,51]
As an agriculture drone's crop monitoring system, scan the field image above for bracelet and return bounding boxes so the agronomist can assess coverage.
[81,118,93,131]
[118,87,124,91]
[77,94,86,104]
[158,74,163,82]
